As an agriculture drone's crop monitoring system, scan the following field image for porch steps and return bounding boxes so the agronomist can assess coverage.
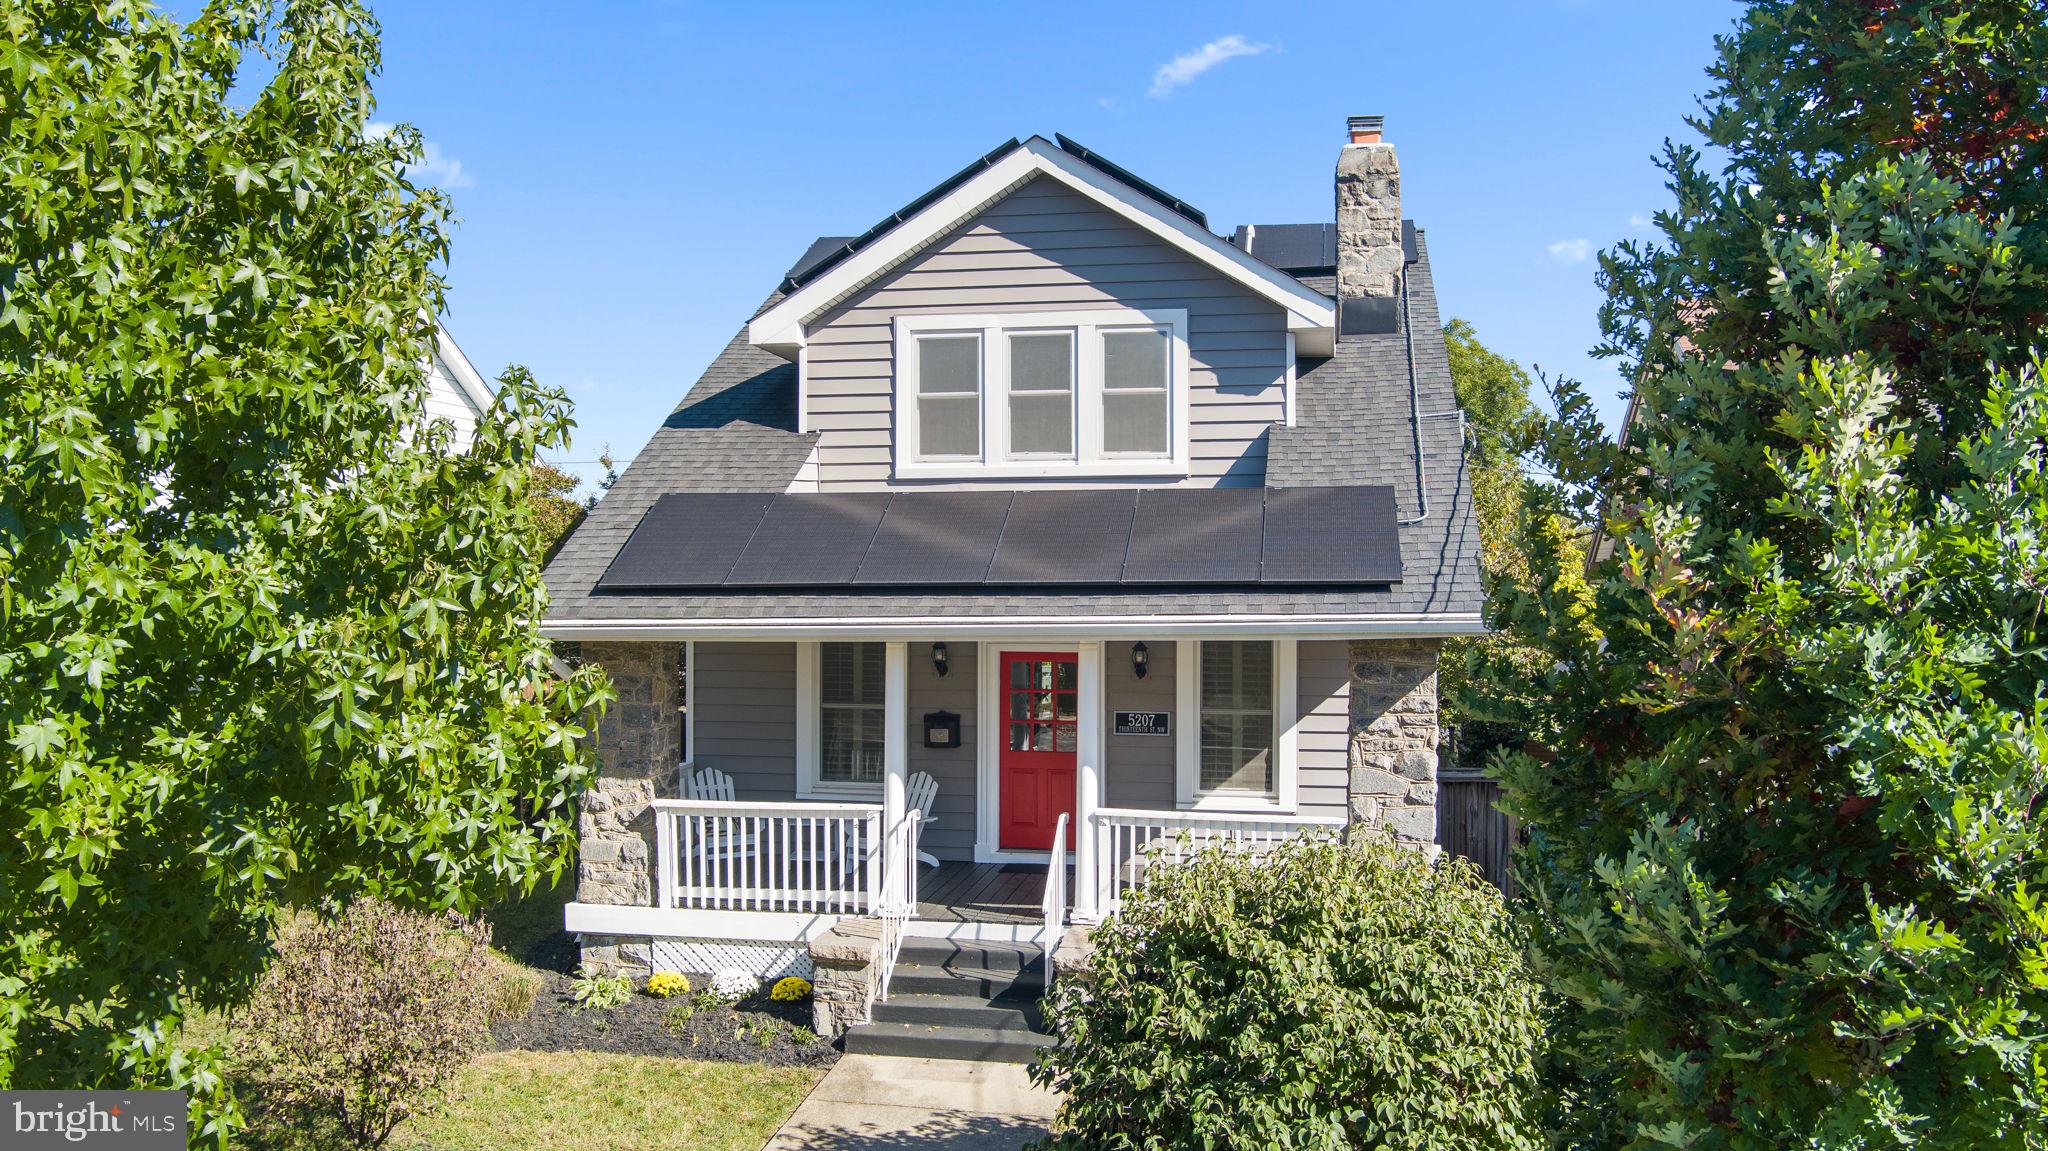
[843,940,1055,1064]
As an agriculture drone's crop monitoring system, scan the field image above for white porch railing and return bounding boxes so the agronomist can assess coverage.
[875,807,920,1001]
[653,799,883,914]
[1090,807,1346,915]
[1042,811,1070,969]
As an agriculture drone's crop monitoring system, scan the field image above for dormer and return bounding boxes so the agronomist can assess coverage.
[749,136,1337,489]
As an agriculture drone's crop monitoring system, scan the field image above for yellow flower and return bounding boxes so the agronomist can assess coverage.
[770,977,813,1002]
[644,972,690,998]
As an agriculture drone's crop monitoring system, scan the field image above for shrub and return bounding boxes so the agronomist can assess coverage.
[480,950,544,1023]
[644,972,690,999]
[1032,835,1544,1151]
[769,977,812,1003]
[707,969,756,1003]
[567,966,634,1013]
[663,1000,699,1031]
[243,899,497,1151]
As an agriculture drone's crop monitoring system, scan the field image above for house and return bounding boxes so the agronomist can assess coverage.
[423,321,499,451]
[542,116,1480,1052]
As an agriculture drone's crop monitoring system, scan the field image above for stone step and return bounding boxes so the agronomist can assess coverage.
[886,964,1045,999]
[872,990,1046,1031]
[896,939,1045,975]
[843,1020,1057,1064]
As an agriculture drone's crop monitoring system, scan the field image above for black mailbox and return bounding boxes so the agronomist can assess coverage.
[922,710,961,749]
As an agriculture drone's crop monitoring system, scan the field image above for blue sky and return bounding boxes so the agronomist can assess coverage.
[353,1,1738,490]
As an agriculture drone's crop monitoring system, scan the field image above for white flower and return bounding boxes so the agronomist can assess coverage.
[708,968,756,1002]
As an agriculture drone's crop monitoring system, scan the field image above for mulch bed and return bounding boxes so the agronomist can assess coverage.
[491,971,840,1069]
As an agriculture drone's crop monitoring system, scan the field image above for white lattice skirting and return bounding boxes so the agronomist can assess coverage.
[650,938,814,981]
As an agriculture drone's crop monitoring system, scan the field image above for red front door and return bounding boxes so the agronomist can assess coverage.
[998,651,1078,851]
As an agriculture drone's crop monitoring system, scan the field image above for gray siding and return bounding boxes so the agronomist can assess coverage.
[691,641,798,802]
[1297,640,1351,818]
[1103,640,1176,809]
[803,176,1290,489]
[908,642,978,863]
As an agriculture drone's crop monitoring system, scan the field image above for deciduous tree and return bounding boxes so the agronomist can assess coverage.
[0,1,607,1136]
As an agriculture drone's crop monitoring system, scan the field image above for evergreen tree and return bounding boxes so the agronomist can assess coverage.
[1488,3,2048,1146]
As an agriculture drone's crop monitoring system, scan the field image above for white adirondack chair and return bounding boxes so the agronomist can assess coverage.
[685,765,736,801]
[907,771,940,869]
[682,766,752,859]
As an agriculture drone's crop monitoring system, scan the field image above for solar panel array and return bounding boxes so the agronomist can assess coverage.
[595,486,1403,593]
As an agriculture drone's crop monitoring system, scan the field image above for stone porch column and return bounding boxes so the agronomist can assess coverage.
[1345,638,1441,849]
[576,641,680,974]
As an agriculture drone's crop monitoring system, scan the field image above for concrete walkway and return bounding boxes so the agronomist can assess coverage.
[762,1054,1059,1150]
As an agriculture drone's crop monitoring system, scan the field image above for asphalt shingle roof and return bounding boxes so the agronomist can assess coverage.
[543,226,1480,625]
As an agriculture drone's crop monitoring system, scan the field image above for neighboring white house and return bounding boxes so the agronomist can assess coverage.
[424,321,497,451]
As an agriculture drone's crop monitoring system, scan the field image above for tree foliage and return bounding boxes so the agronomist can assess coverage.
[0,0,608,1134]
[1032,837,1546,1151]
[524,460,586,561]
[1485,3,2048,1146]
[1437,319,1589,768]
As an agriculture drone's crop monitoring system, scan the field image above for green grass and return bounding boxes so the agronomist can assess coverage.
[400,1050,820,1151]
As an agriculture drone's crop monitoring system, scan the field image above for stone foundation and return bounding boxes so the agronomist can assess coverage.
[575,642,680,972]
[1345,638,1441,849]
[808,919,883,1039]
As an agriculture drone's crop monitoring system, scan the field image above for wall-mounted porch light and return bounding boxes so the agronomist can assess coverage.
[1131,641,1149,679]
[931,641,950,677]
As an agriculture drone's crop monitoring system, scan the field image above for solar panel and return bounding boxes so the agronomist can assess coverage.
[1260,486,1403,584]
[1122,487,1264,583]
[723,493,893,586]
[853,492,1012,585]
[984,489,1136,584]
[593,492,775,591]
[593,486,1402,592]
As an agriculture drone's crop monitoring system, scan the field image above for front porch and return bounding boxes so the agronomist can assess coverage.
[561,633,1443,1033]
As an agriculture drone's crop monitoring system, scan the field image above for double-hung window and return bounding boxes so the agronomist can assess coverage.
[895,308,1187,478]
[1175,638,1297,810]
[799,641,885,794]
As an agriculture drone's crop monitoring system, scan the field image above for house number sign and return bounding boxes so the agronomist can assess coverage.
[1113,711,1172,737]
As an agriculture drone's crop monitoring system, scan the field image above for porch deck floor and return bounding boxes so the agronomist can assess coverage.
[916,861,1068,924]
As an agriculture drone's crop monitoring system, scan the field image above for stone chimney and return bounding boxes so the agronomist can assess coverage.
[1335,115,1403,327]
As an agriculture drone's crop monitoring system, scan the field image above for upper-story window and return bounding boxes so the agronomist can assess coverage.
[893,308,1189,479]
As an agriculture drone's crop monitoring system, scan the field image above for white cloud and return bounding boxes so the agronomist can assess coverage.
[1098,96,1117,109]
[1148,35,1272,99]
[1547,238,1594,263]
[365,121,474,189]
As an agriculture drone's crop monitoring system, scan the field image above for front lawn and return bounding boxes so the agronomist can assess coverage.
[403,1050,820,1151]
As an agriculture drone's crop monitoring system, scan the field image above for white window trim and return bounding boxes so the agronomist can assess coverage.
[893,308,1190,480]
[1174,637,1297,813]
[795,640,886,800]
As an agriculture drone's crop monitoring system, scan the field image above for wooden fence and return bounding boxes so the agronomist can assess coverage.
[1437,772,1517,897]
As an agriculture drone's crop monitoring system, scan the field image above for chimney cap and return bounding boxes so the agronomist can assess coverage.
[1347,114,1385,144]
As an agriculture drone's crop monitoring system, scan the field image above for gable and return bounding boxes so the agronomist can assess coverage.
[748,137,1334,357]
[799,176,1296,489]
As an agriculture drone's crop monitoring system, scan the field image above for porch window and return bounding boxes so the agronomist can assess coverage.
[819,642,885,784]
[1198,641,1274,794]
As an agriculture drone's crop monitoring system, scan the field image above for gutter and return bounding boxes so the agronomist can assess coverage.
[539,612,1488,642]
